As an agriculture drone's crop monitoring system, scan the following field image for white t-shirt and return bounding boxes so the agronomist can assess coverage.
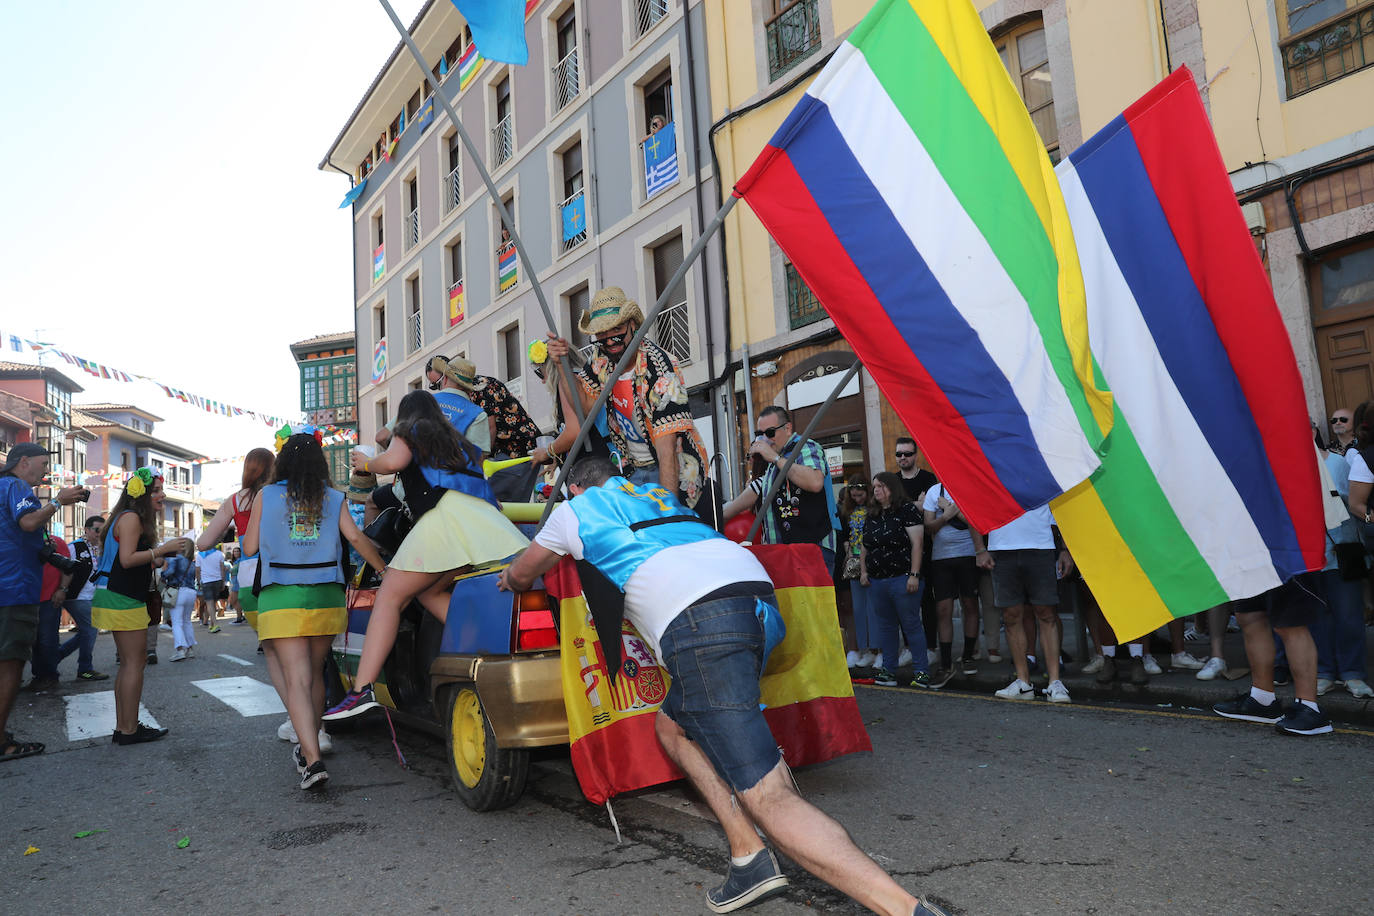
[71,540,97,602]
[1347,449,1373,485]
[922,484,976,560]
[987,505,1056,552]
[535,500,772,664]
[197,548,225,584]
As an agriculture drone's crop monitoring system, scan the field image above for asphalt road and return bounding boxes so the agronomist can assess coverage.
[3,623,1371,916]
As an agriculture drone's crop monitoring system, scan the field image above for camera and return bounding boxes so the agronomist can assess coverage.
[38,541,79,574]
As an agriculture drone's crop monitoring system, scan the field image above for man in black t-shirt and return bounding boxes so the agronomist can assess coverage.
[895,437,939,657]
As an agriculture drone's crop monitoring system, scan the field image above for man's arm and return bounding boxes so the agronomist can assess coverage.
[653,433,679,495]
[499,543,564,592]
[722,485,760,521]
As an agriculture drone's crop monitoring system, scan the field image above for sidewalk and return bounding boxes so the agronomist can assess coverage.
[860,623,1374,728]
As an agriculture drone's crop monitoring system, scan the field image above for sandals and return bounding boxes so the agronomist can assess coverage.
[0,731,44,762]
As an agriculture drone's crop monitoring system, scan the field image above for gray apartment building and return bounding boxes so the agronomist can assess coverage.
[319,0,727,465]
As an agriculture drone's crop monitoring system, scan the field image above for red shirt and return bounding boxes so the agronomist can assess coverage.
[40,535,68,603]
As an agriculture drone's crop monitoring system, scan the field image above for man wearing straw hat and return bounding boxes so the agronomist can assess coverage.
[420,354,491,454]
[426,354,542,501]
[546,286,712,516]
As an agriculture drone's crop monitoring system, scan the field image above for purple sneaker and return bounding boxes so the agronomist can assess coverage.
[322,684,379,721]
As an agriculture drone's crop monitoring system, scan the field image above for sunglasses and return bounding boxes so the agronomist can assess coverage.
[894,450,915,458]
[1331,417,1351,424]
[849,484,868,491]
[755,424,784,438]
[596,332,628,349]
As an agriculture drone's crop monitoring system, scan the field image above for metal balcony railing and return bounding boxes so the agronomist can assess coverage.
[634,0,669,37]
[491,114,513,166]
[559,188,587,253]
[785,261,826,330]
[406,310,423,353]
[404,209,420,250]
[496,239,517,292]
[651,299,691,364]
[443,165,461,214]
[552,47,580,111]
[766,0,822,82]
[578,342,598,363]
[1283,6,1374,96]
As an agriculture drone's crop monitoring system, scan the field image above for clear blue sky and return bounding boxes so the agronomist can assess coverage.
[0,0,425,495]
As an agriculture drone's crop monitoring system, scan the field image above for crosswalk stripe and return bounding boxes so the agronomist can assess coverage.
[217,653,254,667]
[192,676,285,717]
[63,692,161,741]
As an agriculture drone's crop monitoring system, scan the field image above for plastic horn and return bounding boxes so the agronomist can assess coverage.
[482,455,534,479]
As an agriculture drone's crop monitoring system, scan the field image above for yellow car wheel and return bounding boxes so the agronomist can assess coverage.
[445,684,529,811]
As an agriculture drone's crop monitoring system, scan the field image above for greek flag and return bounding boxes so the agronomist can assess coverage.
[643,122,678,199]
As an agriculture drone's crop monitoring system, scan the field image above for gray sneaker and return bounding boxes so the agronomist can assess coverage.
[706,848,790,913]
[914,898,952,916]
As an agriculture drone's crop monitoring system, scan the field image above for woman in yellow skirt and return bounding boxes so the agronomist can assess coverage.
[241,428,386,790]
[324,390,528,720]
[91,468,190,745]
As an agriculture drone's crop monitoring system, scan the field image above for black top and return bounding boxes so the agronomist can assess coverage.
[898,469,938,504]
[105,515,152,601]
[862,502,923,580]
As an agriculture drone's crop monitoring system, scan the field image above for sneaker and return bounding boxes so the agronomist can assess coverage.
[1141,654,1162,676]
[1081,654,1104,675]
[1317,677,1335,697]
[146,653,158,665]
[232,617,246,625]
[927,667,953,689]
[318,728,333,755]
[1213,692,1284,724]
[1197,656,1225,680]
[1096,655,1118,684]
[1183,624,1206,643]
[872,652,885,670]
[158,623,172,631]
[846,650,861,669]
[76,670,109,681]
[23,676,59,693]
[1130,657,1149,685]
[913,899,952,916]
[170,647,187,662]
[898,647,914,668]
[112,723,169,745]
[909,670,934,689]
[299,759,329,791]
[1273,665,1292,687]
[322,684,379,721]
[1346,678,1374,698]
[185,645,194,659]
[960,657,978,676]
[292,744,307,775]
[986,651,1003,664]
[705,848,790,913]
[873,667,899,687]
[995,678,1034,700]
[1170,651,1205,670]
[1043,680,1071,703]
[208,625,221,634]
[857,651,876,668]
[1226,615,1240,632]
[277,719,298,742]
[1274,703,1333,736]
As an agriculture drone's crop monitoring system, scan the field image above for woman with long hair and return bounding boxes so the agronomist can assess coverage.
[859,471,931,689]
[91,468,190,744]
[163,536,199,662]
[242,429,386,790]
[527,339,611,470]
[197,447,274,629]
[838,474,880,671]
[324,390,528,720]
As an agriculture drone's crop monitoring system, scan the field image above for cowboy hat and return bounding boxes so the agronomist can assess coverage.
[578,286,645,336]
[429,354,477,393]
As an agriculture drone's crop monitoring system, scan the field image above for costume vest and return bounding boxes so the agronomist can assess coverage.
[256,484,346,590]
[91,510,153,599]
[434,389,485,441]
[397,434,498,519]
[765,436,838,546]
[568,477,721,589]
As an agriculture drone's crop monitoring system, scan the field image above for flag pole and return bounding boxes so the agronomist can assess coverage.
[745,360,860,544]
[537,193,740,527]
[374,0,582,421]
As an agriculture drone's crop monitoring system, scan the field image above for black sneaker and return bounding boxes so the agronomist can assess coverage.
[112,723,169,745]
[300,759,329,791]
[960,657,978,676]
[705,848,790,913]
[146,653,158,665]
[873,667,898,687]
[292,744,307,775]
[927,667,954,689]
[908,670,933,689]
[77,670,109,681]
[1213,692,1284,724]
[1275,703,1333,736]
[1096,656,1117,684]
[1273,665,1292,687]
[22,676,58,693]
[1129,657,1149,685]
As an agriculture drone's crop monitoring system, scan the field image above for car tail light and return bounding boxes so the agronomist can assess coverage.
[515,588,558,651]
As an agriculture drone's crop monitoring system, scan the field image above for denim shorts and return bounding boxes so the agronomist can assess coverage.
[658,592,782,794]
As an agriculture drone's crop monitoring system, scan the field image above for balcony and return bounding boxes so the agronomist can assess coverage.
[406,309,423,354]
[650,299,691,364]
[404,208,420,251]
[443,164,462,215]
[559,188,587,253]
[447,277,465,327]
[496,239,518,293]
[634,0,669,37]
[491,114,513,166]
[786,261,826,330]
[552,47,580,111]
[1283,6,1374,96]
[766,0,822,82]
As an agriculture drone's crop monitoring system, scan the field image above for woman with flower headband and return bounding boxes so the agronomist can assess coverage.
[241,427,386,790]
[323,390,528,722]
[90,468,191,745]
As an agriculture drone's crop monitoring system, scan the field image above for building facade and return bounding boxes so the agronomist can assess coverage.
[290,332,358,484]
[320,0,728,467]
[0,361,89,539]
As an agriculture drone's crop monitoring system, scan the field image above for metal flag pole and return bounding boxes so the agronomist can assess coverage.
[537,193,740,527]
[745,360,861,544]
[375,0,582,421]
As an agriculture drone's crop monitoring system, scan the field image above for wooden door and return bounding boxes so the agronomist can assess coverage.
[1315,320,1374,413]
[1308,236,1374,415]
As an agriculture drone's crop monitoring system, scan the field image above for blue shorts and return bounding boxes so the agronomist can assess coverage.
[658,591,782,794]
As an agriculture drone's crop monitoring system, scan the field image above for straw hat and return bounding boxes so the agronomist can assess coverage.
[578,286,644,336]
[347,469,377,504]
[430,354,477,393]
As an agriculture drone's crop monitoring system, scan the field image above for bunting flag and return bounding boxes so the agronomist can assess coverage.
[373,244,386,283]
[1050,68,1325,640]
[733,0,1113,533]
[457,42,483,91]
[498,244,518,292]
[552,543,870,806]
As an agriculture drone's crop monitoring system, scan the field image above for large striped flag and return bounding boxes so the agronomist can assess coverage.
[1052,68,1325,640]
[734,0,1113,532]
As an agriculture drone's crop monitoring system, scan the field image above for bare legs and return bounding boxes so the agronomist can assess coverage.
[1004,604,1061,683]
[351,568,452,688]
[267,634,333,765]
[0,658,22,738]
[111,629,147,733]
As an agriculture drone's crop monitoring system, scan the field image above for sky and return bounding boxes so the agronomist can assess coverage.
[0,0,426,498]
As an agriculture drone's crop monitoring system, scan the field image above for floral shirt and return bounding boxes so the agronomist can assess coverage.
[471,375,541,458]
[861,502,924,580]
[576,340,709,508]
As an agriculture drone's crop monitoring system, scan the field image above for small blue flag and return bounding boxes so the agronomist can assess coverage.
[416,97,435,133]
[449,1,529,66]
[561,192,587,241]
[338,179,368,209]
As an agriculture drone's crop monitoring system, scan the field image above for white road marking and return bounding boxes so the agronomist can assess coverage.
[191,676,285,717]
[216,653,254,667]
[63,692,161,741]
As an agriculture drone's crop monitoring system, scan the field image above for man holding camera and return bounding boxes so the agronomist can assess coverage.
[0,443,89,761]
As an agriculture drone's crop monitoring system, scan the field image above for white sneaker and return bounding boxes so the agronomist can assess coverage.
[318,728,333,754]
[277,719,297,742]
[1080,654,1104,675]
[873,652,884,670]
[995,678,1034,700]
[1043,680,1071,703]
[170,647,187,662]
[1317,677,1335,696]
[857,651,876,667]
[1347,678,1374,698]
[987,650,1003,664]
[898,648,913,667]
[1226,615,1240,632]
[846,650,861,669]
[926,649,939,667]
[185,645,195,659]
[1196,656,1225,680]
[1170,651,1205,670]
[1141,654,1163,676]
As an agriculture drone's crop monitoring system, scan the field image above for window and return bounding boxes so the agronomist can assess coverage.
[496,194,518,293]
[446,238,465,327]
[785,261,825,329]
[650,234,691,363]
[406,88,422,122]
[45,383,70,428]
[1309,236,1374,313]
[326,446,349,486]
[408,377,423,391]
[1278,0,1374,95]
[995,20,1059,162]
[633,0,669,37]
[492,76,514,165]
[375,302,387,343]
[444,133,462,214]
[641,72,678,200]
[405,177,420,250]
[121,450,130,470]
[372,210,385,282]
[376,398,389,432]
[500,323,523,383]
[566,285,594,359]
[560,142,587,251]
[406,274,423,353]
[766,0,822,82]
[553,7,580,110]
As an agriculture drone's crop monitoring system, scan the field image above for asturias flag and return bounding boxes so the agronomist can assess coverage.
[1051,67,1326,641]
[733,0,1113,533]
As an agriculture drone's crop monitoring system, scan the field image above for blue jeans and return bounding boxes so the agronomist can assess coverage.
[849,578,875,648]
[58,599,97,674]
[31,600,61,679]
[868,575,928,673]
[658,592,783,794]
[1313,569,1367,681]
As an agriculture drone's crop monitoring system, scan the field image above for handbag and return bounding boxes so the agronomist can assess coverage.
[841,547,862,580]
